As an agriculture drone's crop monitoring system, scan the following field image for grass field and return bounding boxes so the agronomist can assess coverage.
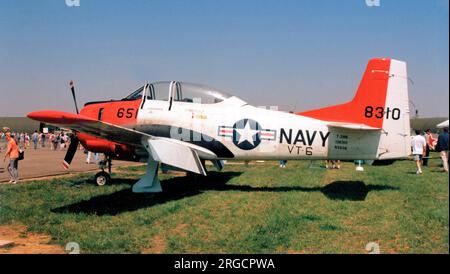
[0,154,448,254]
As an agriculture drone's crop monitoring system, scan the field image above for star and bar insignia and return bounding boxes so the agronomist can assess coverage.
[218,119,276,150]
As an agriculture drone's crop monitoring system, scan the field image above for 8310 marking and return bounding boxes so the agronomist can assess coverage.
[365,106,400,120]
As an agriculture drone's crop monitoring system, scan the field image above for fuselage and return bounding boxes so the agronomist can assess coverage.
[78,85,384,161]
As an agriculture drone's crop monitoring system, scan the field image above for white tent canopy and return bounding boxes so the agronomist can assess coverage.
[437,120,449,129]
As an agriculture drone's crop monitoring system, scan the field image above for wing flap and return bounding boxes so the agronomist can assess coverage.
[144,138,207,175]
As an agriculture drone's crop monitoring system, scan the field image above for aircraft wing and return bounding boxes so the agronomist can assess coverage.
[29,110,151,144]
[27,110,215,175]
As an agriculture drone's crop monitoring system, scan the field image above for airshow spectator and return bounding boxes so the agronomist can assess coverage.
[325,160,341,169]
[41,132,46,148]
[423,129,435,166]
[0,132,4,147]
[55,133,61,150]
[0,132,3,152]
[32,130,39,149]
[86,151,100,164]
[24,133,30,149]
[3,132,20,184]
[49,133,54,150]
[60,133,66,150]
[18,132,24,147]
[411,129,427,174]
[436,127,449,173]
[51,133,58,150]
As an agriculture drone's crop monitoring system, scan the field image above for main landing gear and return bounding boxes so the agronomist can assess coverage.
[92,155,162,193]
[94,156,112,186]
[132,157,162,193]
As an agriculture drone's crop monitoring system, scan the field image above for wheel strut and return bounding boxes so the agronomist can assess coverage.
[132,157,162,193]
[95,154,112,186]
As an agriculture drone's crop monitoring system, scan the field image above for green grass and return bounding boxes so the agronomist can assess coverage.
[0,154,448,254]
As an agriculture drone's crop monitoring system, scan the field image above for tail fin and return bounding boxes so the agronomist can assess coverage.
[299,58,392,128]
[299,58,411,159]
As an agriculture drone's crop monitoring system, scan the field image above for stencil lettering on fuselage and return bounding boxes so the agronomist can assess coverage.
[279,128,330,155]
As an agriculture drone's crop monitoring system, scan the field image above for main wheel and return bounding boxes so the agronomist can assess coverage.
[94,171,111,186]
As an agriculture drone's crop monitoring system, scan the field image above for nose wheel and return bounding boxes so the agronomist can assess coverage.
[94,155,112,186]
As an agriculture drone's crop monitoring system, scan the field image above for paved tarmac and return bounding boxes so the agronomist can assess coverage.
[0,146,139,183]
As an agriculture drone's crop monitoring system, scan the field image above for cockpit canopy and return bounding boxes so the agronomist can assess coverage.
[123,81,233,104]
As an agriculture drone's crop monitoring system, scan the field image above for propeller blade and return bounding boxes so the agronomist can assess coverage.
[63,135,80,170]
[69,80,79,114]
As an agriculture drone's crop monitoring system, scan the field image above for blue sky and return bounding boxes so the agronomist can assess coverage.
[0,0,448,117]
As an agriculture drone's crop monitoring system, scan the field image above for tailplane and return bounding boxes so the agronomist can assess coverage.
[299,58,411,159]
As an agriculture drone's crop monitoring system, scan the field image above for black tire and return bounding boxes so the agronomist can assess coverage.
[94,171,111,186]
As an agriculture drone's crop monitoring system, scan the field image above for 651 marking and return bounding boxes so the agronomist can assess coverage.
[117,108,138,119]
[365,106,400,120]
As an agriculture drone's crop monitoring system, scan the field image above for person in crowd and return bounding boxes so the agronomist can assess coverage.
[423,129,436,166]
[51,133,58,150]
[1,128,10,151]
[0,132,3,152]
[86,151,100,164]
[64,134,71,148]
[41,132,46,148]
[436,127,449,173]
[411,129,427,174]
[3,132,20,184]
[325,160,341,169]
[24,133,30,149]
[60,133,66,150]
[49,133,54,150]
[32,130,39,150]
[279,160,287,168]
[17,132,23,147]
[55,133,61,150]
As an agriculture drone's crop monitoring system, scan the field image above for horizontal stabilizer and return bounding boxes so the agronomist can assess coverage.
[327,122,382,131]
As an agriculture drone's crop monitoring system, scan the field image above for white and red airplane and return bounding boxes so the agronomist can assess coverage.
[28,58,411,193]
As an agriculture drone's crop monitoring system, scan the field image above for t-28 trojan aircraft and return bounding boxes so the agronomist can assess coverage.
[28,58,411,193]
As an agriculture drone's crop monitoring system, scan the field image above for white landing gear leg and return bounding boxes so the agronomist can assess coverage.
[132,158,162,193]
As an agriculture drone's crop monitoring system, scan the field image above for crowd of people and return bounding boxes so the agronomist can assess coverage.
[0,130,72,151]
[1,127,101,184]
[411,127,449,174]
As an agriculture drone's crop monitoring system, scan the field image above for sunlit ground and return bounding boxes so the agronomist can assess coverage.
[0,154,448,254]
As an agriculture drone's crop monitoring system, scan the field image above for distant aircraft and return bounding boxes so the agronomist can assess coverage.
[28,58,411,193]
[437,120,449,129]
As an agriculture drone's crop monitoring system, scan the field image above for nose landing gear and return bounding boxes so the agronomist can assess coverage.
[94,156,112,186]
